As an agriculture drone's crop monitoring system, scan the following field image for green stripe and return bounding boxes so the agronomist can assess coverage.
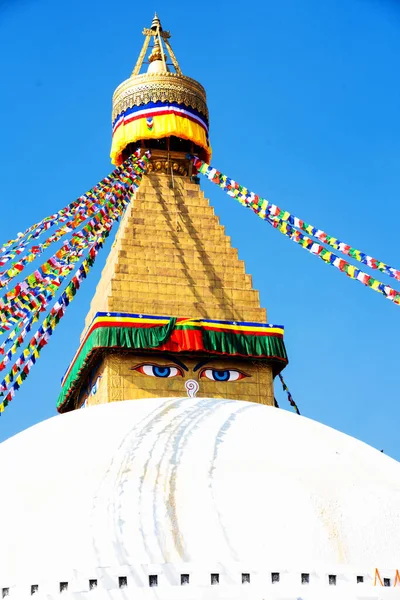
[202,329,287,374]
[57,320,288,413]
[56,319,176,411]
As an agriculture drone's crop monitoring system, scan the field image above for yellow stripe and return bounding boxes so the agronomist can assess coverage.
[93,316,171,326]
[176,319,284,335]
[110,113,212,166]
[92,315,284,335]
[204,325,284,335]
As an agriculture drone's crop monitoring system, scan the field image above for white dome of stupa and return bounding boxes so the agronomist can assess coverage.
[0,397,399,599]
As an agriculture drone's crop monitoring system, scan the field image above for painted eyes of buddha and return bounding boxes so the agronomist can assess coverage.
[201,369,246,381]
[133,363,248,381]
[135,364,181,378]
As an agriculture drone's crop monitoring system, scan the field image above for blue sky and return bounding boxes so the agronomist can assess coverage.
[1,0,400,458]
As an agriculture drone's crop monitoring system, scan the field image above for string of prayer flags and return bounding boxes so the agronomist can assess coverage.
[0,163,131,256]
[0,177,113,261]
[0,252,99,394]
[190,156,400,307]
[0,210,97,287]
[0,217,103,332]
[0,151,150,415]
[0,152,147,264]
[0,153,147,334]
[0,214,119,396]
[0,157,145,286]
[190,156,400,281]
[278,373,300,415]
[270,218,400,304]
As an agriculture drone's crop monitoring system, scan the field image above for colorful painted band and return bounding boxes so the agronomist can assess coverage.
[111,109,212,165]
[57,311,287,412]
[112,101,209,135]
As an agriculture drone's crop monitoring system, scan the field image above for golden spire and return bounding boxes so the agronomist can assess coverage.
[151,12,161,30]
[111,14,211,166]
[130,14,181,76]
[147,13,167,72]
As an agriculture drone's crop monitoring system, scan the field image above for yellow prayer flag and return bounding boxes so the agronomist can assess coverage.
[347,265,356,278]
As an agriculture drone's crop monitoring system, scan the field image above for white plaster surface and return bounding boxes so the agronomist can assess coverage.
[0,397,399,598]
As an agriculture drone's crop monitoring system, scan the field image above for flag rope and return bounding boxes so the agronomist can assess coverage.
[190,155,400,306]
[0,151,150,414]
[278,373,300,415]
[0,156,147,335]
[0,196,125,372]
[0,161,133,261]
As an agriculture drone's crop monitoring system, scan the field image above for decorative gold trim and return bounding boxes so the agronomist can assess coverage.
[142,26,171,39]
[164,38,182,75]
[146,150,190,177]
[113,72,206,103]
[112,73,208,122]
[131,34,151,77]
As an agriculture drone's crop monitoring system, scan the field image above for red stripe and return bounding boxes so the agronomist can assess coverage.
[158,329,205,353]
[200,325,283,337]
[88,319,164,331]
[63,321,284,386]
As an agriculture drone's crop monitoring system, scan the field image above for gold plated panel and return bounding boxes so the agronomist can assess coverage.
[112,72,208,122]
[83,173,267,330]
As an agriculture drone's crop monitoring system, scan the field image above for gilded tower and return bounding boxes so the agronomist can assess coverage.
[57,16,287,413]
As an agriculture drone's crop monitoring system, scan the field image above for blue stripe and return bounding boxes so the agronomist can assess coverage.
[113,100,209,129]
[91,311,283,330]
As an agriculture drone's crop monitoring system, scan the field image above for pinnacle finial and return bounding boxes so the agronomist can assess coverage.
[151,13,162,31]
[131,14,181,77]
[148,37,163,64]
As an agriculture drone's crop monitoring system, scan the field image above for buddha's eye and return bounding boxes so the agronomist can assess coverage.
[133,364,183,378]
[199,368,248,382]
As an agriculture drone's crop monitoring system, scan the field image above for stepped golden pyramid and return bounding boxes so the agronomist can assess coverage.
[56,14,287,412]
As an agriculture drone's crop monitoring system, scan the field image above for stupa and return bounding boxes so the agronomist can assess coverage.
[0,15,399,600]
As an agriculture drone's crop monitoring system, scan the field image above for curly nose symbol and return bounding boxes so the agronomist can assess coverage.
[185,379,199,398]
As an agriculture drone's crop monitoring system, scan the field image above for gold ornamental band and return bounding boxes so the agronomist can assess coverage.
[112,72,208,123]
